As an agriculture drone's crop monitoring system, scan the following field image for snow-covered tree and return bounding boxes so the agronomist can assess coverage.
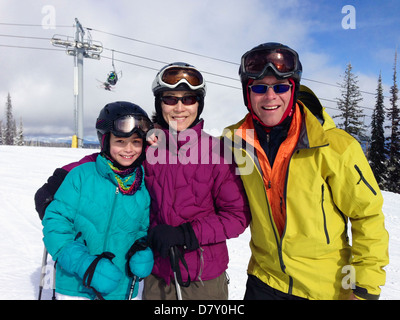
[4,93,16,145]
[0,120,3,145]
[15,117,24,146]
[335,63,365,140]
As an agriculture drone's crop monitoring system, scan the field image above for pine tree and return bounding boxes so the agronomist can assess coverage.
[369,73,387,187]
[386,50,400,193]
[0,120,3,145]
[4,93,15,145]
[335,63,365,140]
[16,117,24,146]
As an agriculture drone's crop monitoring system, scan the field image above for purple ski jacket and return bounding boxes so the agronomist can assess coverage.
[145,120,250,284]
[63,120,250,285]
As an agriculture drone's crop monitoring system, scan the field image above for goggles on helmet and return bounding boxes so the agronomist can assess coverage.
[96,114,153,138]
[241,47,299,80]
[156,66,204,91]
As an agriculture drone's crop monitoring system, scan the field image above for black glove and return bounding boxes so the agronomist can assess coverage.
[34,168,68,220]
[147,223,199,258]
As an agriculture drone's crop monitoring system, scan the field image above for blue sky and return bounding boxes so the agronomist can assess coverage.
[0,0,399,139]
[302,1,399,80]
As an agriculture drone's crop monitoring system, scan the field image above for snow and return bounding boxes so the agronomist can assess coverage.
[0,145,398,300]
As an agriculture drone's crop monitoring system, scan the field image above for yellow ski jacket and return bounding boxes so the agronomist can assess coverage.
[222,87,389,300]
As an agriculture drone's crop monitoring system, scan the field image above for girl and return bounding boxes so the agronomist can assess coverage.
[42,102,154,300]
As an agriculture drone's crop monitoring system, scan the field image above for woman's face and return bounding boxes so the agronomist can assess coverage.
[161,91,199,131]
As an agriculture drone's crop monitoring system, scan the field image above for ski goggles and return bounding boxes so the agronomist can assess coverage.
[241,47,299,80]
[161,95,200,106]
[97,114,153,137]
[114,115,153,136]
[157,66,204,90]
[249,83,292,94]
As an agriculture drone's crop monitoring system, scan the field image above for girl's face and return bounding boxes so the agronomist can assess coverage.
[161,91,199,131]
[109,133,143,167]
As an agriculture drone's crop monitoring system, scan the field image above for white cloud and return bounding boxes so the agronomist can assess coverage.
[0,0,398,141]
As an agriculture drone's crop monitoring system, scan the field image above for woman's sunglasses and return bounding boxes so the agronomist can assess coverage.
[161,95,200,106]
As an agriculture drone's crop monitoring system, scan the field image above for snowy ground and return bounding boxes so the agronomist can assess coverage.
[0,145,398,300]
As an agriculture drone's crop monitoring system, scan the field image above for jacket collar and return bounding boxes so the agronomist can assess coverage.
[223,102,331,151]
[296,101,330,150]
[162,119,204,149]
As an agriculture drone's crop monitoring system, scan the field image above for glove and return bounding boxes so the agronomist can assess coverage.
[34,168,68,220]
[58,242,122,295]
[129,247,154,278]
[147,223,199,258]
[126,238,154,279]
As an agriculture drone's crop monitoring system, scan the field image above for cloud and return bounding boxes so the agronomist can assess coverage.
[0,0,398,141]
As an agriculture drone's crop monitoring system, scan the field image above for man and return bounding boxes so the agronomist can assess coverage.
[222,42,389,300]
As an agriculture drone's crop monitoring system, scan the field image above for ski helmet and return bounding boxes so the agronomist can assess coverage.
[151,62,206,129]
[239,42,302,107]
[96,101,153,161]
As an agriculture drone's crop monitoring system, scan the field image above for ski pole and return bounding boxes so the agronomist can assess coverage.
[38,246,48,300]
[52,261,57,300]
[128,275,137,300]
[169,246,182,300]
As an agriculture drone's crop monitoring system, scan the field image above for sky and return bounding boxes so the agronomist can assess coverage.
[0,0,399,142]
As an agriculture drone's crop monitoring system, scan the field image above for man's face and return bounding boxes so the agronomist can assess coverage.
[249,76,292,127]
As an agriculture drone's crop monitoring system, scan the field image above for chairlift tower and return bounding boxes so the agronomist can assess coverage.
[51,18,103,148]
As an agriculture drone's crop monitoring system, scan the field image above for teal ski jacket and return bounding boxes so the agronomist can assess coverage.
[42,155,151,299]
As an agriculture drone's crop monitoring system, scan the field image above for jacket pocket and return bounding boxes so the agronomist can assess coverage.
[354,165,377,195]
[321,185,330,244]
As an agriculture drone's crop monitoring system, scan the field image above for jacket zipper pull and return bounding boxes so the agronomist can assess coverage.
[115,186,119,194]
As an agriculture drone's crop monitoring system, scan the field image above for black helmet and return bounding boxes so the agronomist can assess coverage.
[151,62,206,129]
[96,101,153,158]
[239,42,302,107]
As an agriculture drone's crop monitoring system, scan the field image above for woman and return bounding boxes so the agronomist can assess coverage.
[143,62,250,299]
[35,63,250,300]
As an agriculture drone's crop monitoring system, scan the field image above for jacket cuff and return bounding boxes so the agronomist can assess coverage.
[180,222,199,251]
[353,286,380,300]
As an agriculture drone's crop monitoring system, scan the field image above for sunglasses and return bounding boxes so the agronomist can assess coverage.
[159,67,204,90]
[161,95,200,106]
[249,83,292,94]
[242,48,298,80]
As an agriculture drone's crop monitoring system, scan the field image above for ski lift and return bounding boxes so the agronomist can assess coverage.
[107,71,118,86]
[98,50,122,91]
